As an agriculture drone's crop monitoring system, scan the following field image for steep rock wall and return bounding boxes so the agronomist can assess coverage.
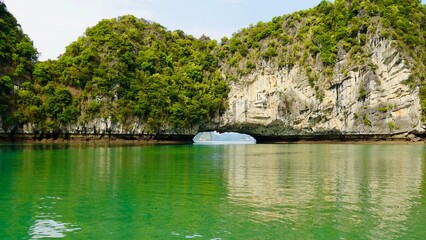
[216,37,421,136]
[1,37,421,139]
[17,117,198,136]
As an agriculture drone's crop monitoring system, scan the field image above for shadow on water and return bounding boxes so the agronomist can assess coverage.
[0,143,72,152]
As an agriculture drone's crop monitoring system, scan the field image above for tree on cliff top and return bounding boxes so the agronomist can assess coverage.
[29,15,229,133]
[218,0,426,90]
[4,0,426,133]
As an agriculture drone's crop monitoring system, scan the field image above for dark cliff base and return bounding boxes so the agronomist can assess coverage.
[252,134,424,144]
[0,132,424,144]
[202,123,426,143]
[0,133,194,144]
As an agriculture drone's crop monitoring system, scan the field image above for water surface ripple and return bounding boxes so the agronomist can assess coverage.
[1,143,426,239]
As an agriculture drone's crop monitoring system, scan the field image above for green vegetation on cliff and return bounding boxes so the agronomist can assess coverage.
[0,2,37,131]
[219,0,426,101]
[1,0,426,135]
[11,15,229,133]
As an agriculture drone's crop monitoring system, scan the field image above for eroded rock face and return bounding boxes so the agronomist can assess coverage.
[1,36,421,138]
[19,117,198,136]
[217,37,421,136]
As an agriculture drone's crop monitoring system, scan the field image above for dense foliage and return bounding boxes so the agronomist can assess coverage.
[219,0,426,101]
[0,2,37,131]
[2,0,426,134]
[19,15,228,133]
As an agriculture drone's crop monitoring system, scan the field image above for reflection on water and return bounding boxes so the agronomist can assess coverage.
[225,144,424,238]
[1,143,426,239]
[29,219,80,239]
[29,196,80,239]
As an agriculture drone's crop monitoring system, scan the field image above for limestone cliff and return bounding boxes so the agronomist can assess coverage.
[214,35,422,136]
[212,0,426,138]
[2,0,426,141]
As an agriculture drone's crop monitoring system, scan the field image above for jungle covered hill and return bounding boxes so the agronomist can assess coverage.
[1,1,229,136]
[1,0,426,140]
[0,1,37,131]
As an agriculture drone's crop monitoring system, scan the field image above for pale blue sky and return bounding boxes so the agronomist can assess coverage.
[3,0,425,60]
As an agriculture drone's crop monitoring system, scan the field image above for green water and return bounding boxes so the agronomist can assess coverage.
[1,144,426,239]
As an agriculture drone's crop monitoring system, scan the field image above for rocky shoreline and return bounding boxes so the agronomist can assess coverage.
[1,132,424,144]
[0,133,194,144]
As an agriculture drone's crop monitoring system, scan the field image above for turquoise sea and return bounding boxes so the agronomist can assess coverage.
[1,143,426,239]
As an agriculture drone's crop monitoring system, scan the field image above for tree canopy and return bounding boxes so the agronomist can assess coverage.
[2,0,426,134]
[218,0,426,101]
[17,15,229,133]
[0,2,37,131]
